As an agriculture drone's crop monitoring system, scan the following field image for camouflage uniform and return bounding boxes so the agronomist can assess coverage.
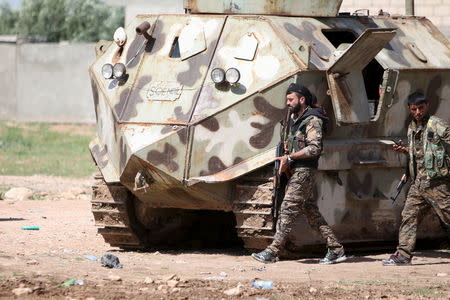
[267,108,343,256]
[397,115,450,258]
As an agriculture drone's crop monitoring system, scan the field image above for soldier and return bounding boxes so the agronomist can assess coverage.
[251,83,347,264]
[383,92,450,266]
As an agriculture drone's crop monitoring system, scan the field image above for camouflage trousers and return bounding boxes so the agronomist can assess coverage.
[267,168,343,256]
[397,179,450,258]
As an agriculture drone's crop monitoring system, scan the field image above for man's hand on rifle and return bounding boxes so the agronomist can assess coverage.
[276,155,290,176]
[392,140,409,154]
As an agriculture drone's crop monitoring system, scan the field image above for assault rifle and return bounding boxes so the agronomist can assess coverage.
[390,174,408,203]
[271,109,291,228]
[390,140,410,203]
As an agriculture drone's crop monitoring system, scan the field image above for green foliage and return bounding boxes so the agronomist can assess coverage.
[66,0,125,42]
[0,122,96,177]
[0,0,124,42]
[16,0,67,42]
[413,289,435,295]
[0,2,18,34]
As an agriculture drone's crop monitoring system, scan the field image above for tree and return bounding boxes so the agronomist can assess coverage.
[0,0,124,42]
[0,2,19,35]
[16,0,67,42]
[65,0,124,42]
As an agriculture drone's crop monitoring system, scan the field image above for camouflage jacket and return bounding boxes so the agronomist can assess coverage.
[286,107,326,169]
[407,115,450,180]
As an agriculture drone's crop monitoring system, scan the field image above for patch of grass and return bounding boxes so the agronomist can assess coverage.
[339,280,388,285]
[413,289,435,295]
[29,194,46,201]
[0,122,96,177]
[160,266,169,270]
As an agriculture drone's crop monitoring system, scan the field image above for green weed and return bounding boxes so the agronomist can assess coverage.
[0,122,96,177]
[413,289,435,295]
[339,280,388,285]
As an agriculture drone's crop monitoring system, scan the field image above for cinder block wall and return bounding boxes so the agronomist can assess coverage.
[340,0,450,37]
[0,44,17,121]
[0,43,96,124]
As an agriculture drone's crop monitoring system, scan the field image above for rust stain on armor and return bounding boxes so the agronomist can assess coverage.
[249,96,287,149]
[147,143,179,172]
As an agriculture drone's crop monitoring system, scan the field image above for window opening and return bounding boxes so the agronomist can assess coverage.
[362,59,384,119]
[322,29,357,48]
[169,37,180,58]
[323,29,385,120]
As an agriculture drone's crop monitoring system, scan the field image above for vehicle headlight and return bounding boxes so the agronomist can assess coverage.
[211,68,225,84]
[113,63,127,79]
[102,64,114,79]
[225,68,240,84]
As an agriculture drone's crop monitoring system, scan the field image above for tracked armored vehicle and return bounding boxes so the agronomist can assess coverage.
[89,0,450,254]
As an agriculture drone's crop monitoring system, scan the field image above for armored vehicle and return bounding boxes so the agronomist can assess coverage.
[89,0,450,253]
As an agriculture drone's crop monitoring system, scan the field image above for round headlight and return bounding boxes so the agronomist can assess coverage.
[211,68,225,84]
[226,68,240,84]
[113,63,127,79]
[102,64,113,79]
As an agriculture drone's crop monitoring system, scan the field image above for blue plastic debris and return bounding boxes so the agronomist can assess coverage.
[21,226,40,230]
[84,255,98,261]
[251,281,274,289]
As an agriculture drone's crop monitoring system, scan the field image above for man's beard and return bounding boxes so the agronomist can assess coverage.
[291,102,302,114]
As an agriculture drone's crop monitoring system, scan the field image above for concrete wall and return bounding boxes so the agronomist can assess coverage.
[0,43,96,123]
[0,44,17,121]
[107,0,184,25]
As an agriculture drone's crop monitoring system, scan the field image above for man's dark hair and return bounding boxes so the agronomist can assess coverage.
[407,92,428,106]
[286,83,313,106]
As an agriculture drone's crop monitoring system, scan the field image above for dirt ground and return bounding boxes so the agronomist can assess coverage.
[0,175,449,299]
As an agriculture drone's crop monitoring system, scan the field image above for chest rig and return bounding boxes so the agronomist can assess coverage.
[286,115,320,169]
[408,116,450,180]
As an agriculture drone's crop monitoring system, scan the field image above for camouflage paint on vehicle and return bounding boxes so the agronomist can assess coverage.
[89,0,450,252]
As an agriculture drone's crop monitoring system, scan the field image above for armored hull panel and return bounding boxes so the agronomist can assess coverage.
[89,11,450,252]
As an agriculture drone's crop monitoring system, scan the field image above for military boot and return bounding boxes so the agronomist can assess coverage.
[251,249,277,263]
[319,248,347,264]
[382,251,411,266]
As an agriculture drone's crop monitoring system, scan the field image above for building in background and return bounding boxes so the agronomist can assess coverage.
[340,0,450,38]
